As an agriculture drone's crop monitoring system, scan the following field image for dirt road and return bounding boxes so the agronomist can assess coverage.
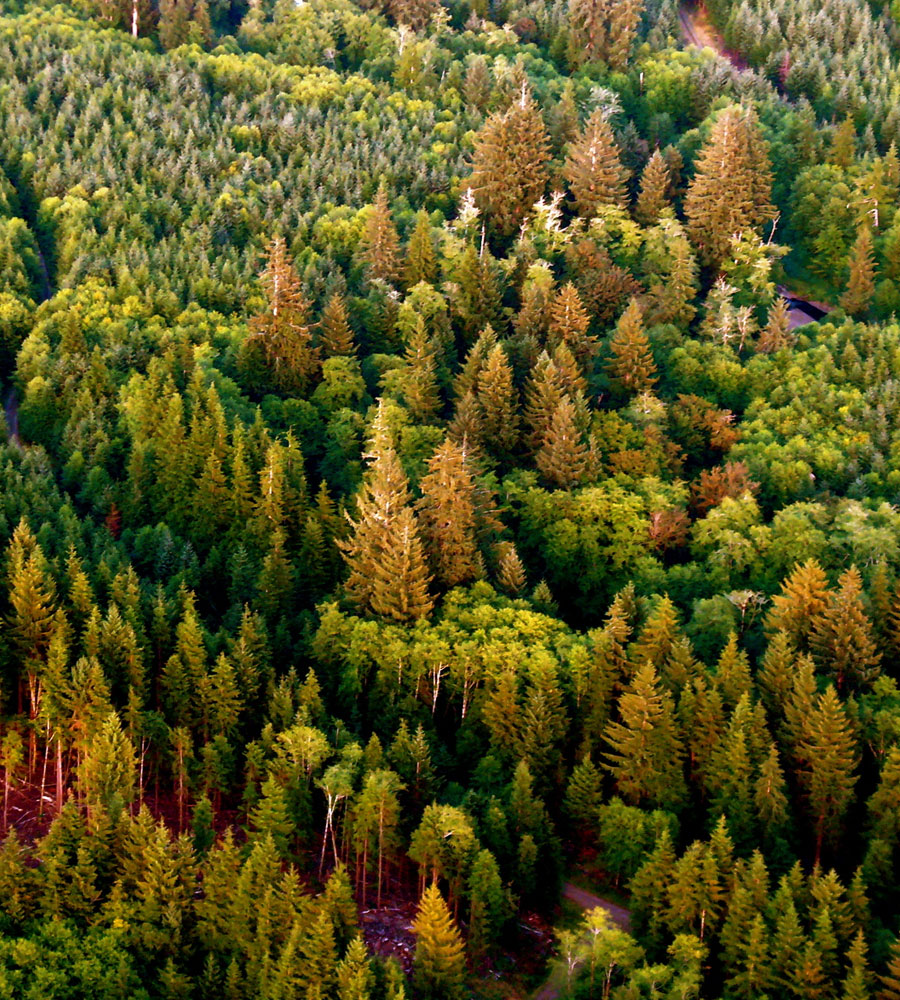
[532,883,631,1000]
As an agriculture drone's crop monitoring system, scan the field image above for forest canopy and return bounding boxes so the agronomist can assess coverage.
[2,0,900,996]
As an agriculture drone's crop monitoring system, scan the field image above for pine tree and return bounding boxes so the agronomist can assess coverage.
[337,937,373,1000]
[360,183,401,285]
[338,403,433,622]
[606,298,658,394]
[319,293,356,357]
[523,353,565,452]
[404,210,438,288]
[809,566,881,692]
[248,236,319,394]
[757,296,792,353]
[469,85,551,236]
[564,755,604,834]
[536,394,596,488]
[841,224,876,316]
[841,930,871,1000]
[636,149,672,224]
[412,883,466,999]
[684,105,776,267]
[563,109,629,218]
[603,662,686,810]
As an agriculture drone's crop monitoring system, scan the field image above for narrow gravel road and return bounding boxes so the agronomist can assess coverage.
[532,883,632,1000]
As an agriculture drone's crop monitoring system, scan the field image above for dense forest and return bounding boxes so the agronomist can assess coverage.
[2,0,900,995]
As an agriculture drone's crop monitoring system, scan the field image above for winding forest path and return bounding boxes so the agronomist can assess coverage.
[531,884,631,1000]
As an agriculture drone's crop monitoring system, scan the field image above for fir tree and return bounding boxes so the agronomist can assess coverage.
[546,282,598,364]
[684,105,776,267]
[563,109,629,218]
[767,559,832,651]
[412,883,467,1000]
[809,566,881,692]
[475,343,519,459]
[469,85,551,236]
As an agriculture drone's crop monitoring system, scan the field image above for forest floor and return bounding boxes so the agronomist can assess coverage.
[531,883,631,1000]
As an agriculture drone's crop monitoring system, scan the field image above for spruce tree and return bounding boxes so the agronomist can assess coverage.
[248,236,319,394]
[684,105,776,267]
[603,662,686,810]
[841,224,876,316]
[546,282,598,364]
[797,686,859,863]
[412,883,467,999]
[319,293,356,357]
[416,438,488,589]
[404,210,438,288]
[809,566,881,692]
[606,298,658,394]
[338,403,433,622]
[757,296,792,353]
[636,149,672,224]
[475,343,519,458]
[767,560,832,651]
[469,85,551,236]
[569,0,643,69]
[360,183,401,285]
[536,395,596,488]
[523,352,565,452]
[563,109,629,218]
[880,937,900,1000]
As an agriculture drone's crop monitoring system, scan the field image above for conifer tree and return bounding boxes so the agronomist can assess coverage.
[536,395,596,488]
[319,293,356,358]
[338,403,433,622]
[636,149,672,224]
[469,85,551,236]
[841,224,876,316]
[467,849,509,959]
[412,883,467,999]
[569,0,643,69]
[809,566,881,692]
[757,296,792,353]
[563,109,629,218]
[248,236,319,394]
[797,686,859,863]
[604,662,686,810]
[404,210,438,288]
[495,541,527,595]
[337,937,374,1000]
[416,438,489,589]
[398,319,441,423]
[523,352,565,453]
[767,559,832,651]
[546,282,598,364]
[606,299,658,395]
[563,755,604,834]
[475,343,519,458]
[360,183,401,285]
[684,105,776,267]
[880,937,900,1000]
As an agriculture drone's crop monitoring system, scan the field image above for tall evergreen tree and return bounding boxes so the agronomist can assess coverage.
[841,224,876,316]
[684,105,776,267]
[563,109,629,218]
[469,85,551,236]
[636,149,672,224]
[606,299,658,394]
[412,883,467,1000]
[360,183,402,285]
